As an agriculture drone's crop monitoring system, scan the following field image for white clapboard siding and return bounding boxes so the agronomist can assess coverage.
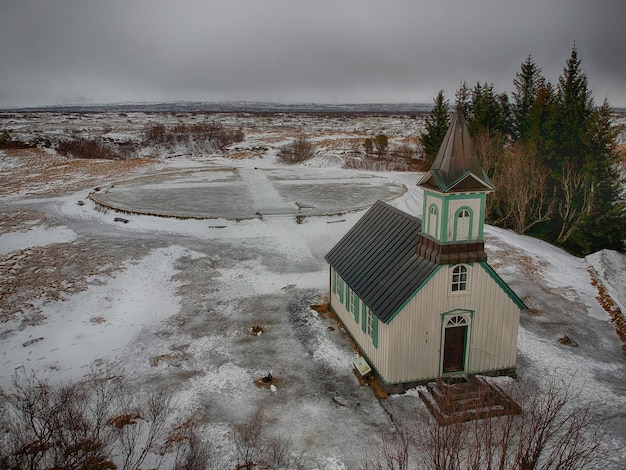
[372,263,519,384]
[330,261,520,385]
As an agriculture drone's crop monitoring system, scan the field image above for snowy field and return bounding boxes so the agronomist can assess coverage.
[1,111,626,468]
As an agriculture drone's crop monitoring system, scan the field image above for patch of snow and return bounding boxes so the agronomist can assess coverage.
[485,224,607,320]
[0,245,201,387]
[0,225,77,255]
[518,326,624,404]
[587,249,626,316]
[0,151,21,170]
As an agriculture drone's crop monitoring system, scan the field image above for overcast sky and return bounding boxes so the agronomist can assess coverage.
[1,0,624,108]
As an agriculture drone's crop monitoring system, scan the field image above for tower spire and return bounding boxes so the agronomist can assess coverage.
[416,105,492,264]
[418,106,494,193]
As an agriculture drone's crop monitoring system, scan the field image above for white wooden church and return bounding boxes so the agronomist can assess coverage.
[325,107,526,393]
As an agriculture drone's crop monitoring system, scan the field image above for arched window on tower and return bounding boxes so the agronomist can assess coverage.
[428,204,438,238]
[455,208,471,240]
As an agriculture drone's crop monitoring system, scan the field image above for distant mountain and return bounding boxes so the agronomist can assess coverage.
[1,101,433,114]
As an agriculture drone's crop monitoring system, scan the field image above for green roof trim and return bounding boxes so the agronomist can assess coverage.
[480,262,527,310]
[386,265,443,324]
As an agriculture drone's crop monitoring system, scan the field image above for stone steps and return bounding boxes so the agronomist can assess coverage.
[419,375,521,426]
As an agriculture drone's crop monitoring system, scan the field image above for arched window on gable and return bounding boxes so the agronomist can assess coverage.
[455,208,471,241]
[446,315,468,327]
[428,204,439,238]
[451,265,468,292]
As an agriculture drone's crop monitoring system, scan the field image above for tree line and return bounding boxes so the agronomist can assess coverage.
[421,46,625,255]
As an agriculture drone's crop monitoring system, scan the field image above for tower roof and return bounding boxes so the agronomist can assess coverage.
[418,106,495,193]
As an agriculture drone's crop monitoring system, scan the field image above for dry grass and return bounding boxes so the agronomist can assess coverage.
[151,352,187,367]
[488,244,551,301]
[588,266,626,351]
[0,208,54,235]
[0,148,157,197]
[0,239,122,326]
[227,150,260,159]
[0,151,155,328]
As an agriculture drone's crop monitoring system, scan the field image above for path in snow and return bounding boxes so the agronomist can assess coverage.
[239,168,293,213]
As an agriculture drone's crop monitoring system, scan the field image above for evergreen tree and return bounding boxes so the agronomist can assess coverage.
[570,99,626,253]
[554,45,594,168]
[512,55,545,141]
[364,137,373,155]
[420,90,450,164]
[467,82,510,138]
[422,48,624,254]
[455,81,471,119]
[374,134,389,157]
[527,80,557,159]
[550,46,597,246]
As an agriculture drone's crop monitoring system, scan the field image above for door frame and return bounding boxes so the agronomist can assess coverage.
[439,309,473,375]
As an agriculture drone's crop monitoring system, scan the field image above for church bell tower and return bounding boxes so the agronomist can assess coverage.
[417,106,495,264]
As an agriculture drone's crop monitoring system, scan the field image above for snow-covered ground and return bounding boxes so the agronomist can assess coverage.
[1,111,625,468]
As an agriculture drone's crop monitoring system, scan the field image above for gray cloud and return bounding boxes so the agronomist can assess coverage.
[1,0,624,107]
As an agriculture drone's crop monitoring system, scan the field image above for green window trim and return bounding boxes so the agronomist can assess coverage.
[439,309,473,374]
[353,295,360,323]
[477,192,487,239]
[453,206,473,242]
[427,203,439,239]
[372,315,378,348]
[361,302,367,333]
[424,189,488,243]
[360,306,378,348]
[423,190,448,243]
[440,308,474,320]
[451,264,469,292]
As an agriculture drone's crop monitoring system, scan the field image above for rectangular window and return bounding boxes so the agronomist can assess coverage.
[452,265,468,292]
[340,280,344,303]
[350,291,359,323]
[335,272,344,303]
[366,308,373,336]
[364,307,378,348]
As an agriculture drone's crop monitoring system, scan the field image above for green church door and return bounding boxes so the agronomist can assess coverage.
[443,324,467,373]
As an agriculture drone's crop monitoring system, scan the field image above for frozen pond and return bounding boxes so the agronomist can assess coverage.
[90,167,407,219]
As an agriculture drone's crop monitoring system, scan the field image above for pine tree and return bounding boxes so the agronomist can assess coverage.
[527,80,557,159]
[467,82,510,138]
[418,49,625,254]
[554,45,594,167]
[570,99,626,253]
[550,46,596,245]
[420,90,450,165]
[512,55,545,141]
[455,81,471,119]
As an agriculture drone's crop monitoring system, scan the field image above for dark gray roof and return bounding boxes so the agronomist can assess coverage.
[418,106,495,193]
[325,201,438,323]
